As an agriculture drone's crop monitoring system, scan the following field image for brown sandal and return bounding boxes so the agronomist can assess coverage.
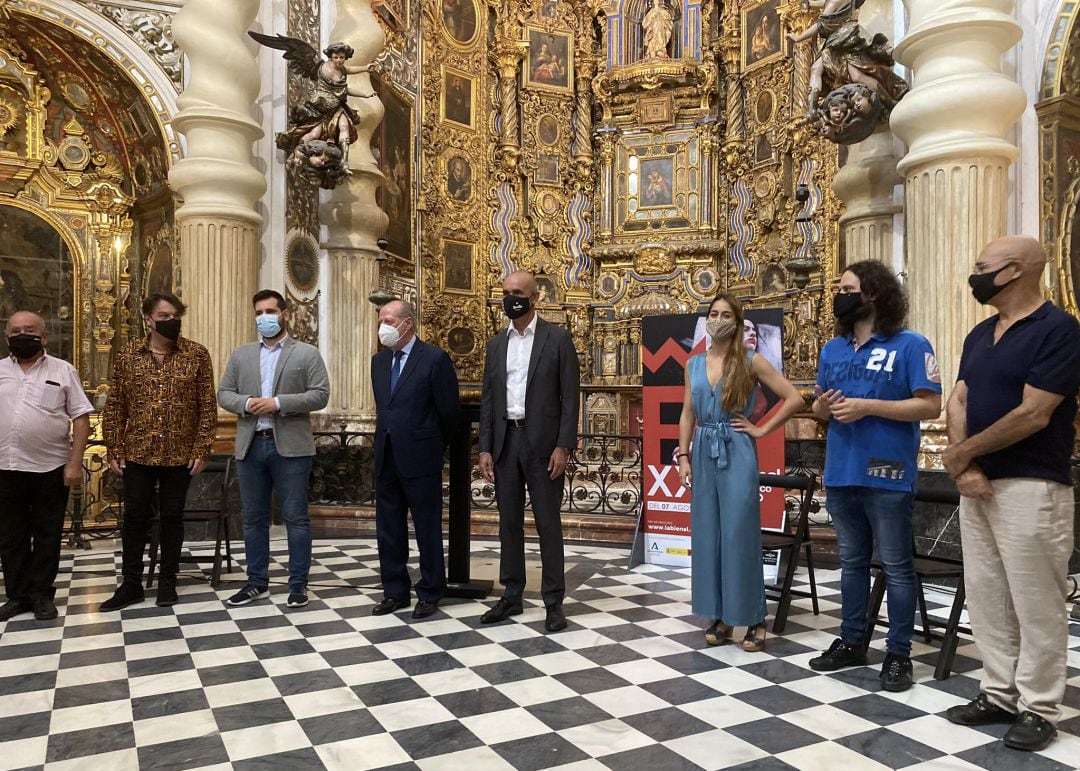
[704,620,733,646]
[740,622,768,652]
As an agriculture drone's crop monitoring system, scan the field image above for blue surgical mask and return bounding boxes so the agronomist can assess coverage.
[256,314,281,338]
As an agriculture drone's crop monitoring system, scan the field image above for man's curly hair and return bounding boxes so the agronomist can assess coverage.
[837,260,908,337]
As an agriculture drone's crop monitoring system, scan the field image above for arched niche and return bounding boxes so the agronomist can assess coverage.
[603,0,704,69]
[0,203,80,367]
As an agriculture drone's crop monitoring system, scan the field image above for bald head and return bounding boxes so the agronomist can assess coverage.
[503,271,538,297]
[977,235,1046,277]
[5,311,45,336]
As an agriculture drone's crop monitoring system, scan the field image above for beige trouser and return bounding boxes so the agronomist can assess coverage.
[959,477,1074,725]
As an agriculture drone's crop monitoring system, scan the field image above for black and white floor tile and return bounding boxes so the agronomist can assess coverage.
[1,540,1078,770]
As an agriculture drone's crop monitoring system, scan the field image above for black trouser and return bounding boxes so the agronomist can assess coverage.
[494,426,566,606]
[375,438,447,604]
[121,462,191,586]
[0,467,69,603]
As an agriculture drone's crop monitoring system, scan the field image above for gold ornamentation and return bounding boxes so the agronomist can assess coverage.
[633,245,675,275]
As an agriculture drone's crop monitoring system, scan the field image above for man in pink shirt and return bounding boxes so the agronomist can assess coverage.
[0,311,93,622]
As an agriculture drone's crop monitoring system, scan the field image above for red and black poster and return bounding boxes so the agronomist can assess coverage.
[640,310,786,568]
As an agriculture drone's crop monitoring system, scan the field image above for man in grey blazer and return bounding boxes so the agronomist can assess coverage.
[218,290,329,609]
[479,271,580,632]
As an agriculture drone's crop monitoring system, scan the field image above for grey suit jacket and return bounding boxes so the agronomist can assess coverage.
[479,317,580,462]
[217,336,330,459]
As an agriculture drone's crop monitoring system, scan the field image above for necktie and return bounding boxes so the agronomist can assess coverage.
[390,350,404,394]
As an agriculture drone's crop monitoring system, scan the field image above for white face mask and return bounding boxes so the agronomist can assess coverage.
[378,320,405,348]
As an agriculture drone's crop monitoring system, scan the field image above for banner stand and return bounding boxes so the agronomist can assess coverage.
[627,499,646,570]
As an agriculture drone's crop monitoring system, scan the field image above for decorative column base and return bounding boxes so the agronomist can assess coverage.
[176,214,260,382]
[832,126,901,267]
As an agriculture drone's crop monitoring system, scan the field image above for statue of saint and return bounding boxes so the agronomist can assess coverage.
[641,0,674,60]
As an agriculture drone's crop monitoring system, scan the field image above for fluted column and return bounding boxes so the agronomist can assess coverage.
[832,126,901,266]
[169,0,266,379]
[891,0,1025,390]
[320,0,388,424]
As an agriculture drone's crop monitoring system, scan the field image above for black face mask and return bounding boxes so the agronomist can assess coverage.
[503,294,531,320]
[968,264,1015,305]
[833,291,866,322]
[7,333,43,360]
[153,318,182,341]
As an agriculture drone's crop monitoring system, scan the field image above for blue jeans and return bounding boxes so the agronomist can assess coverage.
[236,436,313,592]
[827,486,916,656]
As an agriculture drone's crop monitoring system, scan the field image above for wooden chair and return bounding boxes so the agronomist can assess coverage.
[146,457,235,588]
[860,484,966,680]
[761,472,820,634]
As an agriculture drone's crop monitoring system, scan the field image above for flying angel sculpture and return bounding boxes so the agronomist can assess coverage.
[249,32,375,188]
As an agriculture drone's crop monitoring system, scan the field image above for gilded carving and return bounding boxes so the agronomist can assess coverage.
[83,2,183,89]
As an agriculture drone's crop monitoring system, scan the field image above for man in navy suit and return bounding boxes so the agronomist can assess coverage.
[371,300,460,618]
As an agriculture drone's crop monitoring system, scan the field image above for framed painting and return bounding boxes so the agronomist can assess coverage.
[441,67,475,129]
[524,26,573,93]
[374,77,413,261]
[742,0,784,71]
[536,154,560,185]
[442,238,474,293]
[446,155,473,203]
[638,156,674,208]
[440,0,478,47]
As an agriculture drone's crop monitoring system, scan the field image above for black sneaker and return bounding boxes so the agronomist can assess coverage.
[809,638,868,672]
[286,592,309,608]
[946,693,1018,726]
[880,652,913,692]
[226,585,268,606]
[100,583,145,612]
[1003,711,1056,752]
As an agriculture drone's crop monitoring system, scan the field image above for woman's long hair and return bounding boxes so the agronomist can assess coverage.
[708,293,755,414]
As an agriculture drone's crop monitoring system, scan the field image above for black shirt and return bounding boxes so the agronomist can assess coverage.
[957,301,1080,485]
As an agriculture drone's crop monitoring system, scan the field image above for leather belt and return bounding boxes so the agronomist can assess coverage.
[506,418,526,428]
[254,428,274,438]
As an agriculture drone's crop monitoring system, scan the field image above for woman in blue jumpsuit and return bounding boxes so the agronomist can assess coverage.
[677,294,802,651]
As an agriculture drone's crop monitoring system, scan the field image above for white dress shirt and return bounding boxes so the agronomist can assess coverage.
[505,315,537,420]
[0,353,94,472]
[247,336,286,430]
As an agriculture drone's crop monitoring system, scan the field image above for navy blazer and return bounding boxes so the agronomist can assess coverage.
[372,338,461,479]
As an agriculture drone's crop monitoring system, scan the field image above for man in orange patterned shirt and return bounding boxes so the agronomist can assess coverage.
[100,292,217,610]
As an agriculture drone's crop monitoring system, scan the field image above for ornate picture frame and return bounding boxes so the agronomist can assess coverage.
[440,0,479,48]
[523,26,574,94]
[442,238,474,294]
[742,0,785,72]
[441,66,475,130]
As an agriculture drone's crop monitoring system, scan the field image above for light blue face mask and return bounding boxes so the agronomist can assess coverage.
[256,314,281,338]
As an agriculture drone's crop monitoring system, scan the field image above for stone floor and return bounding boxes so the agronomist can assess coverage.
[1,539,1078,770]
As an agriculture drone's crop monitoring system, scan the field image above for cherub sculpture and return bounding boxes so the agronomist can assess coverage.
[294,140,348,189]
[249,33,374,186]
[787,0,908,142]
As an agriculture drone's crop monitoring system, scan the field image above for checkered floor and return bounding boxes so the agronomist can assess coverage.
[1,540,1078,771]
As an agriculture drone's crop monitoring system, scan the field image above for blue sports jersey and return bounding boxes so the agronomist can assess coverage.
[817,329,942,492]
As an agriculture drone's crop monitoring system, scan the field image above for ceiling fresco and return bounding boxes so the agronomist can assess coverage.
[0,12,168,199]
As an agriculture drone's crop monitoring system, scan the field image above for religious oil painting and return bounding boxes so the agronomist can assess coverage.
[743,0,784,71]
[524,27,573,93]
[446,155,473,203]
[442,67,475,129]
[441,0,478,46]
[0,206,75,363]
[374,77,413,261]
[443,239,474,293]
[639,156,674,208]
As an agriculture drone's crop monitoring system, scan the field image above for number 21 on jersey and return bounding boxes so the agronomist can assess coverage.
[866,348,896,373]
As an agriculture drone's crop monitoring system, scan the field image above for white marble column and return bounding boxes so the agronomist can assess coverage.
[832,126,901,267]
[890,0,1026,390]
[169,0,266,379]
[320,0,388,424]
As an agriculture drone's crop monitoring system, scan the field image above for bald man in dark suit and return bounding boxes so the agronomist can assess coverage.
[478,271,580,632]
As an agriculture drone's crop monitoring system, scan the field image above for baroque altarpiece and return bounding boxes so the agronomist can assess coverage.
[373,0,841,435]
